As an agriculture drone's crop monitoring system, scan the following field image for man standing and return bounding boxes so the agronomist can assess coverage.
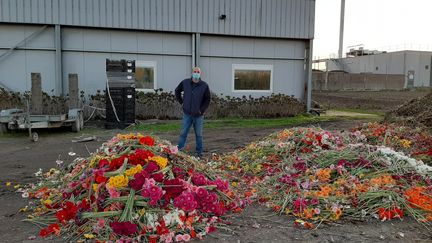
[175,67,211,157]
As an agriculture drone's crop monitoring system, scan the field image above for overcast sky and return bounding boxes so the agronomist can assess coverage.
[314,0,432,59]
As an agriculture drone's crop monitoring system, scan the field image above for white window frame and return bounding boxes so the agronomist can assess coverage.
[135,60,157,92]
[232,64,273,92]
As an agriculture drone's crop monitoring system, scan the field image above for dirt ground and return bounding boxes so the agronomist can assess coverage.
[313,90,431,111]
[1,118,431,242]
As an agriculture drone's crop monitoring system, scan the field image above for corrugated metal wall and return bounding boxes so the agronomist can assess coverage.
[201,35,306,98]
[0,0,315,39]
[326,51,432,88]
[0,25,192,94]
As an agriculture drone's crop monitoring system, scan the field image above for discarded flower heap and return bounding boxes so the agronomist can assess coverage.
[352,122,432,164]
[215,127,432,228]
[22,133,241,242]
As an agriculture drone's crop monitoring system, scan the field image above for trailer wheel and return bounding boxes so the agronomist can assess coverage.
[71,117,81,132]
[31,132,39,142]
[0,123,7,134]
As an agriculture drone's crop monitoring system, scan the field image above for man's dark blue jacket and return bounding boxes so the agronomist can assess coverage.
[175,78,211,117]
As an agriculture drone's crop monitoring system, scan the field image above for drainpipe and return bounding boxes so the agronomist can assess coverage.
[306,40,313,112]
[55,25,63,96]
[191,34,196,68]
[195,33,201,67]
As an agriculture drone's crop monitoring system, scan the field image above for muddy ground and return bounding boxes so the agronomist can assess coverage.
[1,118,432,242]
[313,90,430,111]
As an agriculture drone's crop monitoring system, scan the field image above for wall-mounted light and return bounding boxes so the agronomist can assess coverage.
[219,14,226,20]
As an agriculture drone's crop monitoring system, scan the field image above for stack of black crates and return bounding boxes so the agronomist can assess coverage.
[105,59,136,129]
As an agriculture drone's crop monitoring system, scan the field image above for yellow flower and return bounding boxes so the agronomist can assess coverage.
[5,182,11,186]
[125,164,143,177]
[19,206,28,212]
[107,175,129,188]
[14,184,21,189]
[150,156,168,169]
[92,183,98,192]
[84,234,95,239]
[400,139,412,148]
[42,199,53,206]
[138,208,146,216]
[231,182,238,187]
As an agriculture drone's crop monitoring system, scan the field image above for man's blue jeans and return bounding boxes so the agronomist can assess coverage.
[178,113,203,155]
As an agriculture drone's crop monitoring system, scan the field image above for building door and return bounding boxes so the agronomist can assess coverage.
[407,70,415,88]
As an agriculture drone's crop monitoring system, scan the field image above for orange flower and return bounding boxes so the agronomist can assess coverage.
[405,186,432,212]
[332,208,343,220]
[370,174,396,187]
[303,208,314,219]
[316,168,331,182]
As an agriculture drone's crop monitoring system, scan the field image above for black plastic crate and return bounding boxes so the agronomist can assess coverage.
[105,87,135,128]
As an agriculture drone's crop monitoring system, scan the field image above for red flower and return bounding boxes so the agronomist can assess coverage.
[79,198,91,211]
[56,201,78,223]
[156,220,170,235]
[148,235,158,243]
[377,207,404,221]
[110,221,138,236]
[139,136,155,146]
[98,159,109,168]
[129,149,154,166]
[39,223,60,237]
[207,226,216,233]
[109,155,128,170]
[95,170,108,184]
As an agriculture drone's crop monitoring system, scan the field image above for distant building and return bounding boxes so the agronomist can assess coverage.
[326,50,432,88]
[0,0,316,111]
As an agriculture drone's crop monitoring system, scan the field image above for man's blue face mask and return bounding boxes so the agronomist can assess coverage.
[192,73,201,79]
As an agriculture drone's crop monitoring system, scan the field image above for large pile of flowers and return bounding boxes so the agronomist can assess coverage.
[21,133,241,242]
[214,126,432,228]
[352,122,432,164]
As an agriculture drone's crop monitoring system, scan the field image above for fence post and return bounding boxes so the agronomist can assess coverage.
[31,73,43,115]
[68,74,79,109]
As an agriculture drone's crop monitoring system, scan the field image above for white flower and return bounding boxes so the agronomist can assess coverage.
[56,159,63,166]
[34,168,43,177]
[68,152,76,156]
[377,146,432,174]
[21,191,29,198]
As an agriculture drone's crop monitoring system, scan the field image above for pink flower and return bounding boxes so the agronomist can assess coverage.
[141,178,165,206]
[210,178,229,192]
[145,161,160,173]
[175,234,183,242]
[192,173,207,186]
[182,234,191,242]
[196,187,209,198]
[173,191,198,212]
[152,172,164,182]
[170,146,179,154]
[106,185,120,198]
[173,167,186,179]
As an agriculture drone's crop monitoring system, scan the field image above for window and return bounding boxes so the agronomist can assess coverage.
[232,64,273,92]
[135,61,157,90]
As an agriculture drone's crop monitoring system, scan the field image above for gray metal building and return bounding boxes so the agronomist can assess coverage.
[0,0,315,109]
[325,51,432,88]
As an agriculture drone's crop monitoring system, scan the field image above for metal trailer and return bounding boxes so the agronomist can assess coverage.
[0,107,83,141]
[0,72,83,141]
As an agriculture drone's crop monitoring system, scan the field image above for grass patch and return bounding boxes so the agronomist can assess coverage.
[332,108,385,116]
[130,115,340,133]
